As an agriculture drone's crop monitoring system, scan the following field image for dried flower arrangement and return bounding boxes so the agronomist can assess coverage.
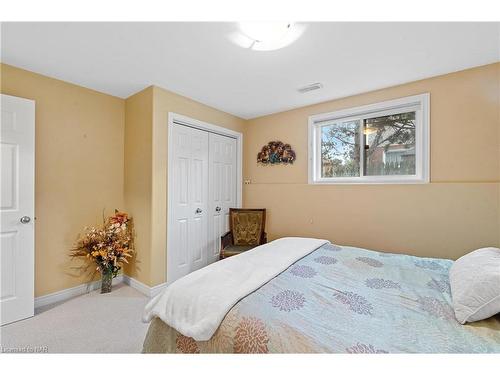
[70,210,134,293]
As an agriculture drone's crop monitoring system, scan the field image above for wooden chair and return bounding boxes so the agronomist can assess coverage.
[220,208,267,259]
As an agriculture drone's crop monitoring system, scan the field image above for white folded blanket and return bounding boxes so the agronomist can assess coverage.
[142,237,329,341]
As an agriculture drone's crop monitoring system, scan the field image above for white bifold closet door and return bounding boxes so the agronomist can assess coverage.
[170,124,209,281]
[208,133,237,264]
[169,123,237,282]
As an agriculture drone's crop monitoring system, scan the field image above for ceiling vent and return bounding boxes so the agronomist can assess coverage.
[297,82,323,93]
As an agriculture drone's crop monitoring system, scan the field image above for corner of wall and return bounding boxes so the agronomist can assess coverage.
[124,86,155,286]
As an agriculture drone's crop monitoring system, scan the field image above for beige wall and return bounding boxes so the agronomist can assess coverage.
[0,64,125,296]
[243,63,500,260]
[2,61,499,295]
[0,63,244,294]
[498,64,500,246]
[124,85,245,286]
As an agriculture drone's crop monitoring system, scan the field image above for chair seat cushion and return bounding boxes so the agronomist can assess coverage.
[223,245,256,257]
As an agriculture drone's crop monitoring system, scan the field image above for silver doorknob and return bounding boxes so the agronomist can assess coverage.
[215,206,222,212]
[195,208,202,214]
[20,216,31,224]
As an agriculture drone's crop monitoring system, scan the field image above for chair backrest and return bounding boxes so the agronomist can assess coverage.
[229,208,266,246]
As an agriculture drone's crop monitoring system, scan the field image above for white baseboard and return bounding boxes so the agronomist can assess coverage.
[150,281,169,297]
[122,275,168,298]
[34,275,124,309]
[34,275,167,309]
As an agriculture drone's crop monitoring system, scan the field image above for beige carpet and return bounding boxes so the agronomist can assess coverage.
[0,284,150,353]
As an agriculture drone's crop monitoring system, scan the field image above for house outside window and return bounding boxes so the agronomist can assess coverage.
[308,94,430,184]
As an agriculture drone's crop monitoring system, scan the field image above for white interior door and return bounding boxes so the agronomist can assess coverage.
[168,123,208,282]
[1,94,35,326]
[208,133,237,264]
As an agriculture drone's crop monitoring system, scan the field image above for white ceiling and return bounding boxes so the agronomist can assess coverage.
[1,22,499,119]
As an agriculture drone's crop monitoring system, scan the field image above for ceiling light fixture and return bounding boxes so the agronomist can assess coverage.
[229,22,306,51]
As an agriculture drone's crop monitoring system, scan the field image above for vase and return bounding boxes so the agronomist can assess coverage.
[100,268,113,294]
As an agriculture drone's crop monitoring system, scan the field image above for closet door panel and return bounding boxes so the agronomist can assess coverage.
[208,161,223,262]
[208,133,237,264]
[177,219,189,267]
[210,209,222,261]
[208,135,221,263]
[170,125,192,281]
[222,138,236,235]
[189,127,209,271]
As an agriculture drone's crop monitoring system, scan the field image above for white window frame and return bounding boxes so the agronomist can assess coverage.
[308,93,430,184]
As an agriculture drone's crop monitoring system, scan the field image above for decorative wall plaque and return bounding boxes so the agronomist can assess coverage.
[257,141,296,165]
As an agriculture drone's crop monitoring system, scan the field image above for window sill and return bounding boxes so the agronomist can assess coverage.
[309,177,429,185]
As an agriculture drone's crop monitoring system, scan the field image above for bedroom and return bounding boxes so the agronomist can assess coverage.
[1,0,500,372]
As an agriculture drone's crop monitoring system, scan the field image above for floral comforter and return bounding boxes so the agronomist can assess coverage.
[142,244,500,353]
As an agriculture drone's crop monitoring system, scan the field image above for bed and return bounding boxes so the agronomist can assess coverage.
[142,241,500,353]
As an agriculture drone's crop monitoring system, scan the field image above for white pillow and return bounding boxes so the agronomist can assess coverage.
[449,247,500,324]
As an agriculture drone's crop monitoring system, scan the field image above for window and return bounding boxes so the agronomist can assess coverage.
[309,94,429,184]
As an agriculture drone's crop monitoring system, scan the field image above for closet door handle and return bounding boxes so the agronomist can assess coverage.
[215,206,222,212]
[195,208,202,214]
[20,216,31,224]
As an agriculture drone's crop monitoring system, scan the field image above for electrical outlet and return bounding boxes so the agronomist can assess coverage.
[244,179,251,185]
